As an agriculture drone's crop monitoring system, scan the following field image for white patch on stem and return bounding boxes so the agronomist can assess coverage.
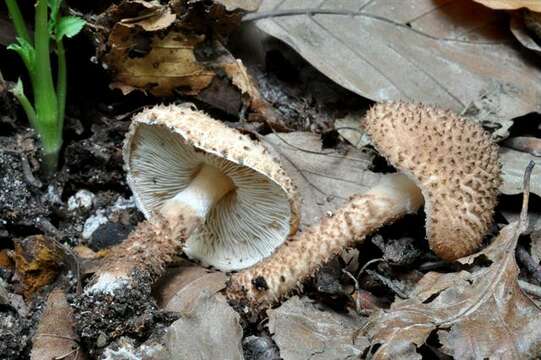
[85,272,130,295]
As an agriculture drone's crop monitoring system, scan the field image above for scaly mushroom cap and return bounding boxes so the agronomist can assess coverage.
[364,102,501,260]
[124,104,300,271]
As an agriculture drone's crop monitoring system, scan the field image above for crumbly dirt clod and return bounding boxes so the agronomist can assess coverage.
[0,309,30,360]
[0,137,49,230]
[72,269,158,354]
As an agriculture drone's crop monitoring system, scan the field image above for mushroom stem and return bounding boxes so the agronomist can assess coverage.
[225,174,423,310]
[160,164,235,222]
[85,214,199,295]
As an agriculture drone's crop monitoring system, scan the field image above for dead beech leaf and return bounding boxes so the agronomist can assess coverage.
[31,288,86,360]
[251,0,541,139]
[365,220,541,359]
[267,296,370,360]
[504,136,541,156]
[153,260,226,313]
[500,148,541,197]
[510,12,541,53]
[119,5,176,31]
[472,0,541,11]
[216,0,261,12]
[263,132,381,227]
[106,28,214,96]
[165,291,244,360]
[335,113,371,149]
[14,235,63,299]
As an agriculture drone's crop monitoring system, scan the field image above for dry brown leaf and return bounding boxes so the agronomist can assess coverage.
[504,136,541,156]
[164,291,244,360]
[251,0,541,139]
[335,113,371,149]
[510,12,541,53]
[472,0,541,11]
[14,235,63,299]
[500,148,541,197]
[0,249,13,273]
[152,260,241,360]
[31,288,86,360]
[120,6,176,31]
[212,0,261,12]
[96,0,287,128]
[154,260,226,312]
[263,132,381,227]
[106,27,214,96]
[365,219,541,359]
[267,296,370,360]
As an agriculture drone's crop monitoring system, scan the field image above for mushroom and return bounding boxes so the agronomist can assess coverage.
[84,104,299,288]
[226,102,501,310]
[124,104,299,271]
[74,105,299,349]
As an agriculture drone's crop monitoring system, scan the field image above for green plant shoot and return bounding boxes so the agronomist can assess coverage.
[5,0,85,175]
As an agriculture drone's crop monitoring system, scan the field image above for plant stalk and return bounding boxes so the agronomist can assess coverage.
[34,0,60,173]
[11,86,37,129]
[56,39,66,129]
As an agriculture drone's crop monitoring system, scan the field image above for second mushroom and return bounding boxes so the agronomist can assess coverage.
[226,102,501,311]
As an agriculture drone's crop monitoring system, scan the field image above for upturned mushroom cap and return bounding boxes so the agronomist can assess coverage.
[363,102,501,260]
[124,104,300,271]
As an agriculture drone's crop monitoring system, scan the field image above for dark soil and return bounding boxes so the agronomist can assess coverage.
[72,269,163,355]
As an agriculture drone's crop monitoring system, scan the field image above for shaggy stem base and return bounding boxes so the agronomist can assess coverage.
[226,174,423,311]
[75,210,201,350]
[86,210,200,295]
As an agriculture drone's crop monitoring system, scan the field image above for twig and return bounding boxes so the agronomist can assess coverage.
[19,151,42,188]
[342,268,362,315]
[37,333,79,342]
[519,161,535,233]
[120,8,163,24]
[356,257,384,279]
[54,347,79,360]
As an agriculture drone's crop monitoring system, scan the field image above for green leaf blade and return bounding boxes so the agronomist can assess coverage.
[56,16,86,40]
[7,37,36,71]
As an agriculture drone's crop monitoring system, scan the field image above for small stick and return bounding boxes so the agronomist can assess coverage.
[356,257,384,279]
[342,268,362,315]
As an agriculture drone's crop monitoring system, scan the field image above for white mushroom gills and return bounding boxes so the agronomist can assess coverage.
[159,164,235,222]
